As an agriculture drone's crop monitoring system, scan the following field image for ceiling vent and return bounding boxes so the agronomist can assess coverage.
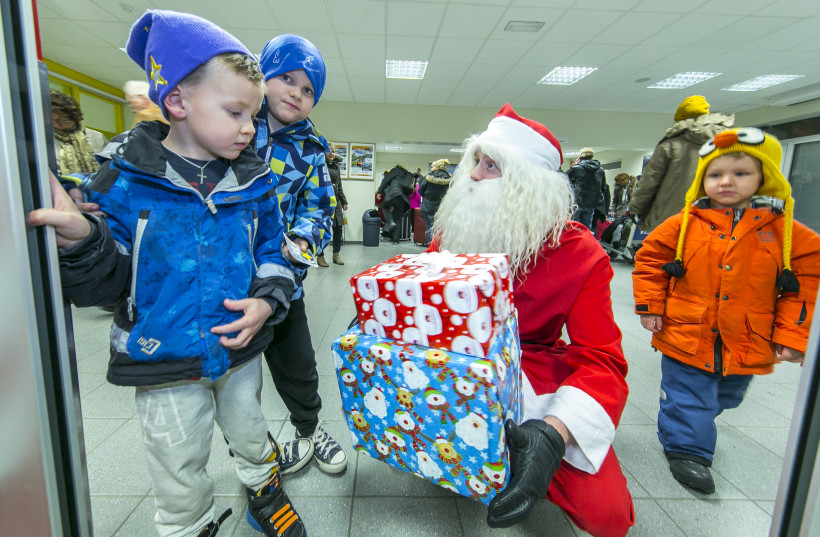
[504,21,545,32]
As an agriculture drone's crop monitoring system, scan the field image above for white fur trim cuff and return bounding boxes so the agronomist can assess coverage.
[521,375,615,473]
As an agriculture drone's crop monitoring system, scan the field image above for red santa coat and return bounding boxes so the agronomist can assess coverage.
[432,223,633,536]
[434,223,629,473]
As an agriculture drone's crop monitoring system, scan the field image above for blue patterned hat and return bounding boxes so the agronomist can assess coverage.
[259,34,326,105]
[125,10,253,116]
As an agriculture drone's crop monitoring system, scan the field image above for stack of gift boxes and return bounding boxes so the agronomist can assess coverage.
[331,252,522,504]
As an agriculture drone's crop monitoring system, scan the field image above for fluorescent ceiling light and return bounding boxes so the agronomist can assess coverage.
[537,66,597,86]
[504,20,545,32]
[449,147,465,153]
[648,72,721,89]
[384,145,402,151]
[723,74,804,92]
[386,60,427,80]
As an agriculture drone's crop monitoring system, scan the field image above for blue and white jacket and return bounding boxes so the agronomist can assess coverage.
[255,106,334,300]
[60,121,296,387]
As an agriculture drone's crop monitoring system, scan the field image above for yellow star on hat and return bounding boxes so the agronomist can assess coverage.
[150,55,167,90]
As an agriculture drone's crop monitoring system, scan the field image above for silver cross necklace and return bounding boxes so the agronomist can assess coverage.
[176,153,215,184]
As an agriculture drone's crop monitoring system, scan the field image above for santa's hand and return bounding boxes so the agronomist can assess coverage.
[486,419,565,528]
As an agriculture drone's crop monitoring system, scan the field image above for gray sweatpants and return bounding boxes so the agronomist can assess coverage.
[135,357,276,537]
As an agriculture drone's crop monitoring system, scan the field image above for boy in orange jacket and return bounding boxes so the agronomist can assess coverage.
[633,127,820,494]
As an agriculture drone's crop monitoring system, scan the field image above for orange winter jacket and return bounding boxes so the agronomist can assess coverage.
[632,202,820,376]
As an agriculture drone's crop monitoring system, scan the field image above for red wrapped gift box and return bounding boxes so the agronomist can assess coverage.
[350,252,513,357]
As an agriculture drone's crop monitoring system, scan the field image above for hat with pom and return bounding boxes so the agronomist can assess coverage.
[125,10,253,117]
[663,127,799,293]
[674,95,710,121]
[475,103,563,171]
[260,34,326,105]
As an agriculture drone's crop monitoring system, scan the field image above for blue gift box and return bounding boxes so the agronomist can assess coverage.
[332,316,522,504]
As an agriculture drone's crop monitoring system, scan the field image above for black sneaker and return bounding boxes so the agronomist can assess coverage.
[299,422,347,474]
[245,473,306,537]
[278,436,313,475]
[197,508,233,536]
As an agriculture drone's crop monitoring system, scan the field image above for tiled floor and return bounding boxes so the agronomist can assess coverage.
[72,241,804,537]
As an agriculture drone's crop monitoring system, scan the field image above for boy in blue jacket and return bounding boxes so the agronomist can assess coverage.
[27,10,305,537]
[255,34,348,475]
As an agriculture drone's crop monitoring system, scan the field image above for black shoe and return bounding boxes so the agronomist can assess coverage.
[197,509,233,536]
[668,458,715,494]
[298,421,348,474]
[385,222,397,233]
[246,473,306,537]
[277,437,314,475]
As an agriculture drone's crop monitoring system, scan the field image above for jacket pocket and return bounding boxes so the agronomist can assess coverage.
[658,296,706,355]
[741,312,776,367]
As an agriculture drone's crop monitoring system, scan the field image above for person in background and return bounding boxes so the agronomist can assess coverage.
[430,103,634,537]
[255,34,348,477]
[409,167,422,211]
[317,145,348,266]
[567,147,605,231]
[123,80,168,128]
[50,90,107,175]
[376,164,415,244]
[630,95,734,232]
[418,158,451,246]
[30,10,306,537]
[610,173,636,218]
[633,128,820,495]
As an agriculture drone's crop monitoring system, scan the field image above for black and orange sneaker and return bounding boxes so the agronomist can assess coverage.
[245,472,306,537]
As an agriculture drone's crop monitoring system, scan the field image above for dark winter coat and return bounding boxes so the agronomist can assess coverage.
[327,155,347,226]
[568,159,605,209]
[377,165,415,206]
[418,169,452,217]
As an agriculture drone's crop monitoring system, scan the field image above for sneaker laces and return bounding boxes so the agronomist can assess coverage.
[280,438,301,465]
[312,423,338,458]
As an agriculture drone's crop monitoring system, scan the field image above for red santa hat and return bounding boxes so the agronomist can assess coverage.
[475,103,563,171]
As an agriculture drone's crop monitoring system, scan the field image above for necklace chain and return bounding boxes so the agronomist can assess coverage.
[175,153,215,184]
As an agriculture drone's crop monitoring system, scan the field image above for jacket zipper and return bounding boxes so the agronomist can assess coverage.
[128,212,149,322]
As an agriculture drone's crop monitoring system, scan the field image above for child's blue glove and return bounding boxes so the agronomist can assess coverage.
[486,419,565,528]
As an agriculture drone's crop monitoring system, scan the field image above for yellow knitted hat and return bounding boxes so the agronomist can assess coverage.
[674,95,710,121]
[665,127,799,293]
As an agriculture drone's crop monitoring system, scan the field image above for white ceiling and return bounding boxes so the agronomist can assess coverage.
[36,0,820,153]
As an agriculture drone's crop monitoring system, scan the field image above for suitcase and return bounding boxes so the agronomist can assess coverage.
[413,208,427,245]
[397,210,412,241]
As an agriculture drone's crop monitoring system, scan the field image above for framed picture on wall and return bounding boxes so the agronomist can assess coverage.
[331,142,349,178]
[349,143,375,180]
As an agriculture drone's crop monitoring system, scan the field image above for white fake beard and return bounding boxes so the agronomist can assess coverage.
[433,146,572,277]
[435,177,505,255]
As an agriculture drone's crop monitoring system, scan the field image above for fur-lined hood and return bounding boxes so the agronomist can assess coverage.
[424,168,452,185]
[661,112,735,146]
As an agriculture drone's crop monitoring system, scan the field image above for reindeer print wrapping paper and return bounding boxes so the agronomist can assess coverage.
[349,252,513,358]
[331,315,522,504]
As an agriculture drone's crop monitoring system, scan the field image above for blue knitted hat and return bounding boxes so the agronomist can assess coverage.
[125,10,253,116]
[259,34,326,105]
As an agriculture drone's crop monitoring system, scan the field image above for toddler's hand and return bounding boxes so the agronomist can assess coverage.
[640,314,662,333]
[211,298,273,349]
[26,171,91,249]
[67,187,103,216]
[282,236,309,263]
[775,343,804,364]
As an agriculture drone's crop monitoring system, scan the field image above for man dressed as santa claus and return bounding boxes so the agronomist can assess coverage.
[430,104,635,537]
